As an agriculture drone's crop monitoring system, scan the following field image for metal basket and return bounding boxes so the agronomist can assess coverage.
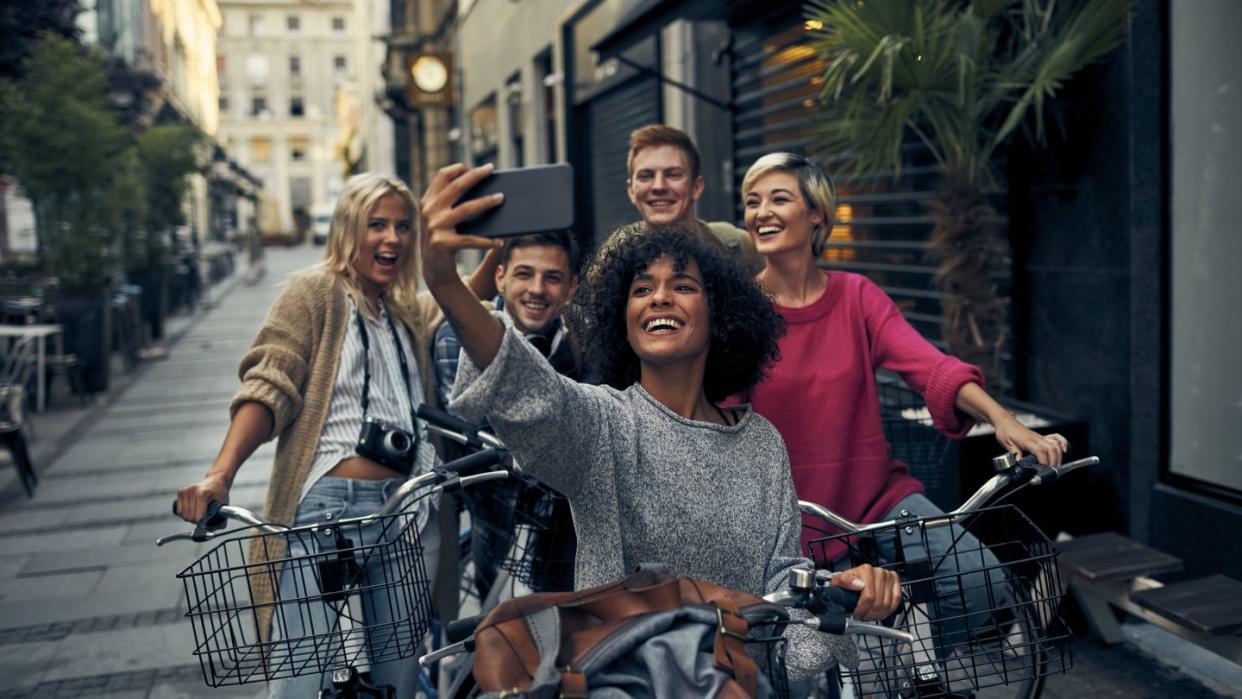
[463,469,576,593]
[176,506,433,687]
[748,624,791,699]
[877,373,952,492]
[806,505,1071,696]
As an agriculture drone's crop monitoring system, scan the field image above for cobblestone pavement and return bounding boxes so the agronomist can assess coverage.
[0,244,1235,698]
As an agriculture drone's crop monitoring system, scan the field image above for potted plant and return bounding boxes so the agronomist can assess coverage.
[803,0,1134,388]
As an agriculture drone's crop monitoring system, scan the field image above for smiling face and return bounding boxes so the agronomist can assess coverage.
[352,193,414,302]
[743,170,824,258]
[626,145,705,226]
[624,254,712,369]
[497,244,577,335]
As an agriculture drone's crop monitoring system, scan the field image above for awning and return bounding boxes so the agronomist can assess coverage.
[590,0,727,60]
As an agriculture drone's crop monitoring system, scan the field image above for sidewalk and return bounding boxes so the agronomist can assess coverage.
[0,244,1235,697]
[0,245,313,697]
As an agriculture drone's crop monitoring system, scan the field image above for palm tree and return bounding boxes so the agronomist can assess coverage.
[803,0,1134,387]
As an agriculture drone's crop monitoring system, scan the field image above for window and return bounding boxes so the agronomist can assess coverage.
[289,96,304,117]
[251,95,267,117]
[216,54,226,76]
[333,55,348,79]
[286,15,300,32]
[289,55,301,76]
[218,94,229,113]
[290,136,310,161]
[251,137,272,162]
[332,16,346,33]
[506,73,524,168]
[470,95,498,166]
[248,13,265,36]
[535,48,558,162]
[244,54,270,85]
[1168,3,1242,495]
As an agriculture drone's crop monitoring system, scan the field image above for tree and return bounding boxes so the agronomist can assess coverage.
[0,0,82,82]
[132,123,205,270]
[804,0,1134,387]
[0,33,130,290]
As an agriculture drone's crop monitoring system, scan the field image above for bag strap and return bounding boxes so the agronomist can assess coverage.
[711,595,759,697]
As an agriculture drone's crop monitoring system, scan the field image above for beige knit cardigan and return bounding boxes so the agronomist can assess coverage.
[231,269,442,641]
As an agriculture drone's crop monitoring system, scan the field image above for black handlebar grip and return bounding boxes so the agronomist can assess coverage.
[446,614,484,643]
[441,448,504,476]
[173,500,228,537]
[416,405,483,443]
[823,585,862,613]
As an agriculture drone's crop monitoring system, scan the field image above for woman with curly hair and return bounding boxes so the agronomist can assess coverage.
[418,163,900,681]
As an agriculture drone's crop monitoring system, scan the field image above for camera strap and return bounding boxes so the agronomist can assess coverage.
[355,306,417,428]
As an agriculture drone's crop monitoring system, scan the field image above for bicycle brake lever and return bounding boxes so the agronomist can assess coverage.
[156,531,221,546]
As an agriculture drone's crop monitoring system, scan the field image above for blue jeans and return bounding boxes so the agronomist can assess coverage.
[872,494,1006,652]
[267,477,440,699]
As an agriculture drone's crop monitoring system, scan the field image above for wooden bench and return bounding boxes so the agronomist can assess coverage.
[1058,532,1242,664]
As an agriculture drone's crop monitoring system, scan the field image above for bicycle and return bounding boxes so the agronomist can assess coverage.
[800,452,1099,698]
[157,449,508,699]
[416,405,578,699]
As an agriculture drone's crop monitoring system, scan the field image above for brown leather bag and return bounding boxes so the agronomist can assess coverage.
[472,569,778,698]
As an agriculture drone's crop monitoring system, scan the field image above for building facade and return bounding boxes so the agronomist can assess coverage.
[217,0,394,235]
[451,0,1242,580]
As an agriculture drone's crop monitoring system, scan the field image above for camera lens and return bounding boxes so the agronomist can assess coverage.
[384,430,412,455]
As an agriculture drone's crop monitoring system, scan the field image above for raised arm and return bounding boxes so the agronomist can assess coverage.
[420,163,505,368]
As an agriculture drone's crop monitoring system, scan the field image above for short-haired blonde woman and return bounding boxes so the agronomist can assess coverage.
[739,152,1070,652]
[175,173,489,697]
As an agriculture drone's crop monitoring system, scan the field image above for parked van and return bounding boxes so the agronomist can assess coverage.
[311,203,334,245]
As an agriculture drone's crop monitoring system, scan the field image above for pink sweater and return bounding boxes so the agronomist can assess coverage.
[746,272,983,561]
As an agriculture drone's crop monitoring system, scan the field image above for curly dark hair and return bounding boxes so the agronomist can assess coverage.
[566,222,784,402]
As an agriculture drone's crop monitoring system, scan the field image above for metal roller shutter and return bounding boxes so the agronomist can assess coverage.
[730,9,1012,388]
[574,74,662,248]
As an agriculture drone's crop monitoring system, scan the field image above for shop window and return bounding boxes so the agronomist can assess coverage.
[1167,1,1242,495]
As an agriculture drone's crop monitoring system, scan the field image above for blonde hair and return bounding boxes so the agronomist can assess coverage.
[309,172,420,325]
[742,153,837,256]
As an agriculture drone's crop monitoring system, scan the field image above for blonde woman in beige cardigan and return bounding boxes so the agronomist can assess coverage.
[174,172,497,697]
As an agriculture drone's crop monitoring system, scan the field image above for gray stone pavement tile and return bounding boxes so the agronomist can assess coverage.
[40,623,195,683]
[0,561,181,627]
[0,568,104,602]
[0,525,129,557]
[0,638,60,689]
[0,483,267,535]
[18,540,206,578]
[147,682,267,698]
[0,554,30,578]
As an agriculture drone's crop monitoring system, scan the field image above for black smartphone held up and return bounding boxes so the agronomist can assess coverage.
[456,163,575,238]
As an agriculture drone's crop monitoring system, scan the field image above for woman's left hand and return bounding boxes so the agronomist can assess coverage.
[832,563,901,621]
[993,414,1068,467]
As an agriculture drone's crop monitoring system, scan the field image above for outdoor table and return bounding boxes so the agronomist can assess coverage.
[0,323,65,413]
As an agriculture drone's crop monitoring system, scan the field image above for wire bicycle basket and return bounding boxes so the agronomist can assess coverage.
[176,506,433,687]
[806,505,1071,696]
[464,469,576,593]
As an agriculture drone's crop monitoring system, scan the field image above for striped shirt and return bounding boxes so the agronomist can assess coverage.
[302,296,438,501]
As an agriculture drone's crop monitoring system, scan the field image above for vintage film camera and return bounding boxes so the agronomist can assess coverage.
[356,416,417,474]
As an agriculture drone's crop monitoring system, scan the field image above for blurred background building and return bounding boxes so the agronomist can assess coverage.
[216,0,394,239]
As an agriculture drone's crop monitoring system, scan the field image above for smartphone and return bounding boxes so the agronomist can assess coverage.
[457,163,575,238]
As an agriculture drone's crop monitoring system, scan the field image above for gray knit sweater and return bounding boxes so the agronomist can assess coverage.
[450,328,856,677]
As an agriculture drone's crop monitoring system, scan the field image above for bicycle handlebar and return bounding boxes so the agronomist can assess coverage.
[160,450,510,546]
[760,569,914,643]
[417,404,504,450]
[801,453,1099,535]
